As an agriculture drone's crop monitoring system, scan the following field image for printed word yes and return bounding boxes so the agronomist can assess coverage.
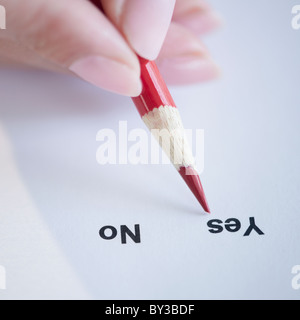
[207,217,264,236]
[99,224,141,244]
[292,5,300,30]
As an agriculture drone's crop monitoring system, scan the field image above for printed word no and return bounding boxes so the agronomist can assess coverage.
[292,265,300,290]
[0,5,6,30]
[99,224,141,244]
[0,265,6,290]
[292,5,300,30]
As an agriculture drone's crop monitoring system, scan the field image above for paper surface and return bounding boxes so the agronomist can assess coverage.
[0,0,300,299]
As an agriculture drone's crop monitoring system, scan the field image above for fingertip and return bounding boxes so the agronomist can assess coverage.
[173,0,223,36]
[69,55,142,97]
[174,10,223,36]
[156,23,220,85]
[158,55,220,85]
[102,0,176,61]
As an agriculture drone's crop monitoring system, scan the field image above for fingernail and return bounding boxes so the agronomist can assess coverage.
[158,55,220,85]
[159,23,210,60]
[69,56,142,97]
[174,10,223,35]
[121,0,176,60]
[157,23,220,84]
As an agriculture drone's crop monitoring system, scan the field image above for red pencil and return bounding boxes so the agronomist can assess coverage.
[132,57,210,213]
[95,2,210,213]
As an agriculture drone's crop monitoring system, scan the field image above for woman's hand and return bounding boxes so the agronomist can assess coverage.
[0,0,220,96]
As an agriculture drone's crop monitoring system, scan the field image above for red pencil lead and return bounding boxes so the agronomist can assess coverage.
[179,167,210,213]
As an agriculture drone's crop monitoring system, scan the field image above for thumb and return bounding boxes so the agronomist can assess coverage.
[101,0,176,61]
[2,0,142,96]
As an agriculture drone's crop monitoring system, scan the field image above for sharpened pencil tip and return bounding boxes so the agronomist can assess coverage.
[205,208,211,214]
[179,166,211,214]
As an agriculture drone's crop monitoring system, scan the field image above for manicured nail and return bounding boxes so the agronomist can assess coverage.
[69,56,142,97]
[174,10,223,35]
[122,0,176,60]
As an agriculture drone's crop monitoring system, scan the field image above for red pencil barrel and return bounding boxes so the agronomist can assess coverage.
[131,57,211,213]
[132,58,176,117]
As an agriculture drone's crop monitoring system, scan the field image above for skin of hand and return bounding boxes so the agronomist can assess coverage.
[0,0,221,97]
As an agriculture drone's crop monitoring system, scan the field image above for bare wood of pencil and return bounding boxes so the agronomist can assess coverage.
[132,58,210,213]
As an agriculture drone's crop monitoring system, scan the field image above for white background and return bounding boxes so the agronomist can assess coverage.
[0,0,300,299]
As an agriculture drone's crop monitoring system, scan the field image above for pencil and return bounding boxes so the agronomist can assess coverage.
[95,2,210,213]
[132,57,210,213]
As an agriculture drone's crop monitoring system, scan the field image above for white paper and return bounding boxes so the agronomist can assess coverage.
[0,0,300,299]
